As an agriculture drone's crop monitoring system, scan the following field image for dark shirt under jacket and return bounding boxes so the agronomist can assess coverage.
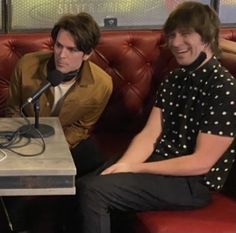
[154,56,236,191]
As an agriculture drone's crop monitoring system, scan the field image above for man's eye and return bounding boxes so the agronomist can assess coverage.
[55,42,62,48]
[71,48,79,52]
[167,33,175,39]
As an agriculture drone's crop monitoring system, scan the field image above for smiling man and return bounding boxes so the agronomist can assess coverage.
[72,2,236,233]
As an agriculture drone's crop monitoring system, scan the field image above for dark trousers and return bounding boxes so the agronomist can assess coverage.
[72,156,211,233]
[2,138,104,233]
[70,138,104,177]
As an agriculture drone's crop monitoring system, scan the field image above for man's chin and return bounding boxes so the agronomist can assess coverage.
[176,58,192,66]
[55,67,67,74]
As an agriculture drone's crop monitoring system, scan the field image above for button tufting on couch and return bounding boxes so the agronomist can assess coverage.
[0,29,236,233]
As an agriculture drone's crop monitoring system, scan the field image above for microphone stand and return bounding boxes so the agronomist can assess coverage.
[20,99,55,138]
[34,98,40,129]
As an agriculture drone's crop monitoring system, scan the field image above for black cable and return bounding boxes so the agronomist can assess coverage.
[0,107,46,157]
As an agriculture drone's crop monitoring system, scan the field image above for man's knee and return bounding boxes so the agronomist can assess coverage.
[77,175,113,203]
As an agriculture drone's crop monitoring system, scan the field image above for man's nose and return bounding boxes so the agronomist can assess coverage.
[59,48,67,57]
[171,34,184,47]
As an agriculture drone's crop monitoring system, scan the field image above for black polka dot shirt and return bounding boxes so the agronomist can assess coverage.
[154,56,236,191]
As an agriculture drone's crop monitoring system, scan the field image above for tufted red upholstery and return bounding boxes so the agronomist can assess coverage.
[0,28,236,233]
[0,33,53,117]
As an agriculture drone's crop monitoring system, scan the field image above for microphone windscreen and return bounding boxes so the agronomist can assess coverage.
[47,70,64,86]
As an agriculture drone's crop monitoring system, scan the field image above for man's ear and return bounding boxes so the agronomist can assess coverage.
[83,51,93,61]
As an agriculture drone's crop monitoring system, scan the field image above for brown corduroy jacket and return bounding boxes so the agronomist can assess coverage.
[7,51,113,147]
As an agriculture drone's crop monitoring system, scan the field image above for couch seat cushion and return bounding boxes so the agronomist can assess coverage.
[135,193,236,233]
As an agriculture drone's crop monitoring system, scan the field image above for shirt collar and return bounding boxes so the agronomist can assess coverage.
[181,56,221,85]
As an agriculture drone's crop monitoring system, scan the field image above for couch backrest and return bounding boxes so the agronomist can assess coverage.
[0,33,53,117]
[90,30,178,132]
[0,29,236,133]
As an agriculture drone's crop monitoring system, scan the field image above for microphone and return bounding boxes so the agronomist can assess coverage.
[20,69,64,138]
[23,69,64,106]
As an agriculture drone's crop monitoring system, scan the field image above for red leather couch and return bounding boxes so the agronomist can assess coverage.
[0,29,236,233]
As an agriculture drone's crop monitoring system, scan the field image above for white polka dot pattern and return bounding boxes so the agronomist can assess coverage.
[154,57,236,191]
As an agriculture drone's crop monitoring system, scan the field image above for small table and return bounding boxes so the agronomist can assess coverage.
[0,117,76,196]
